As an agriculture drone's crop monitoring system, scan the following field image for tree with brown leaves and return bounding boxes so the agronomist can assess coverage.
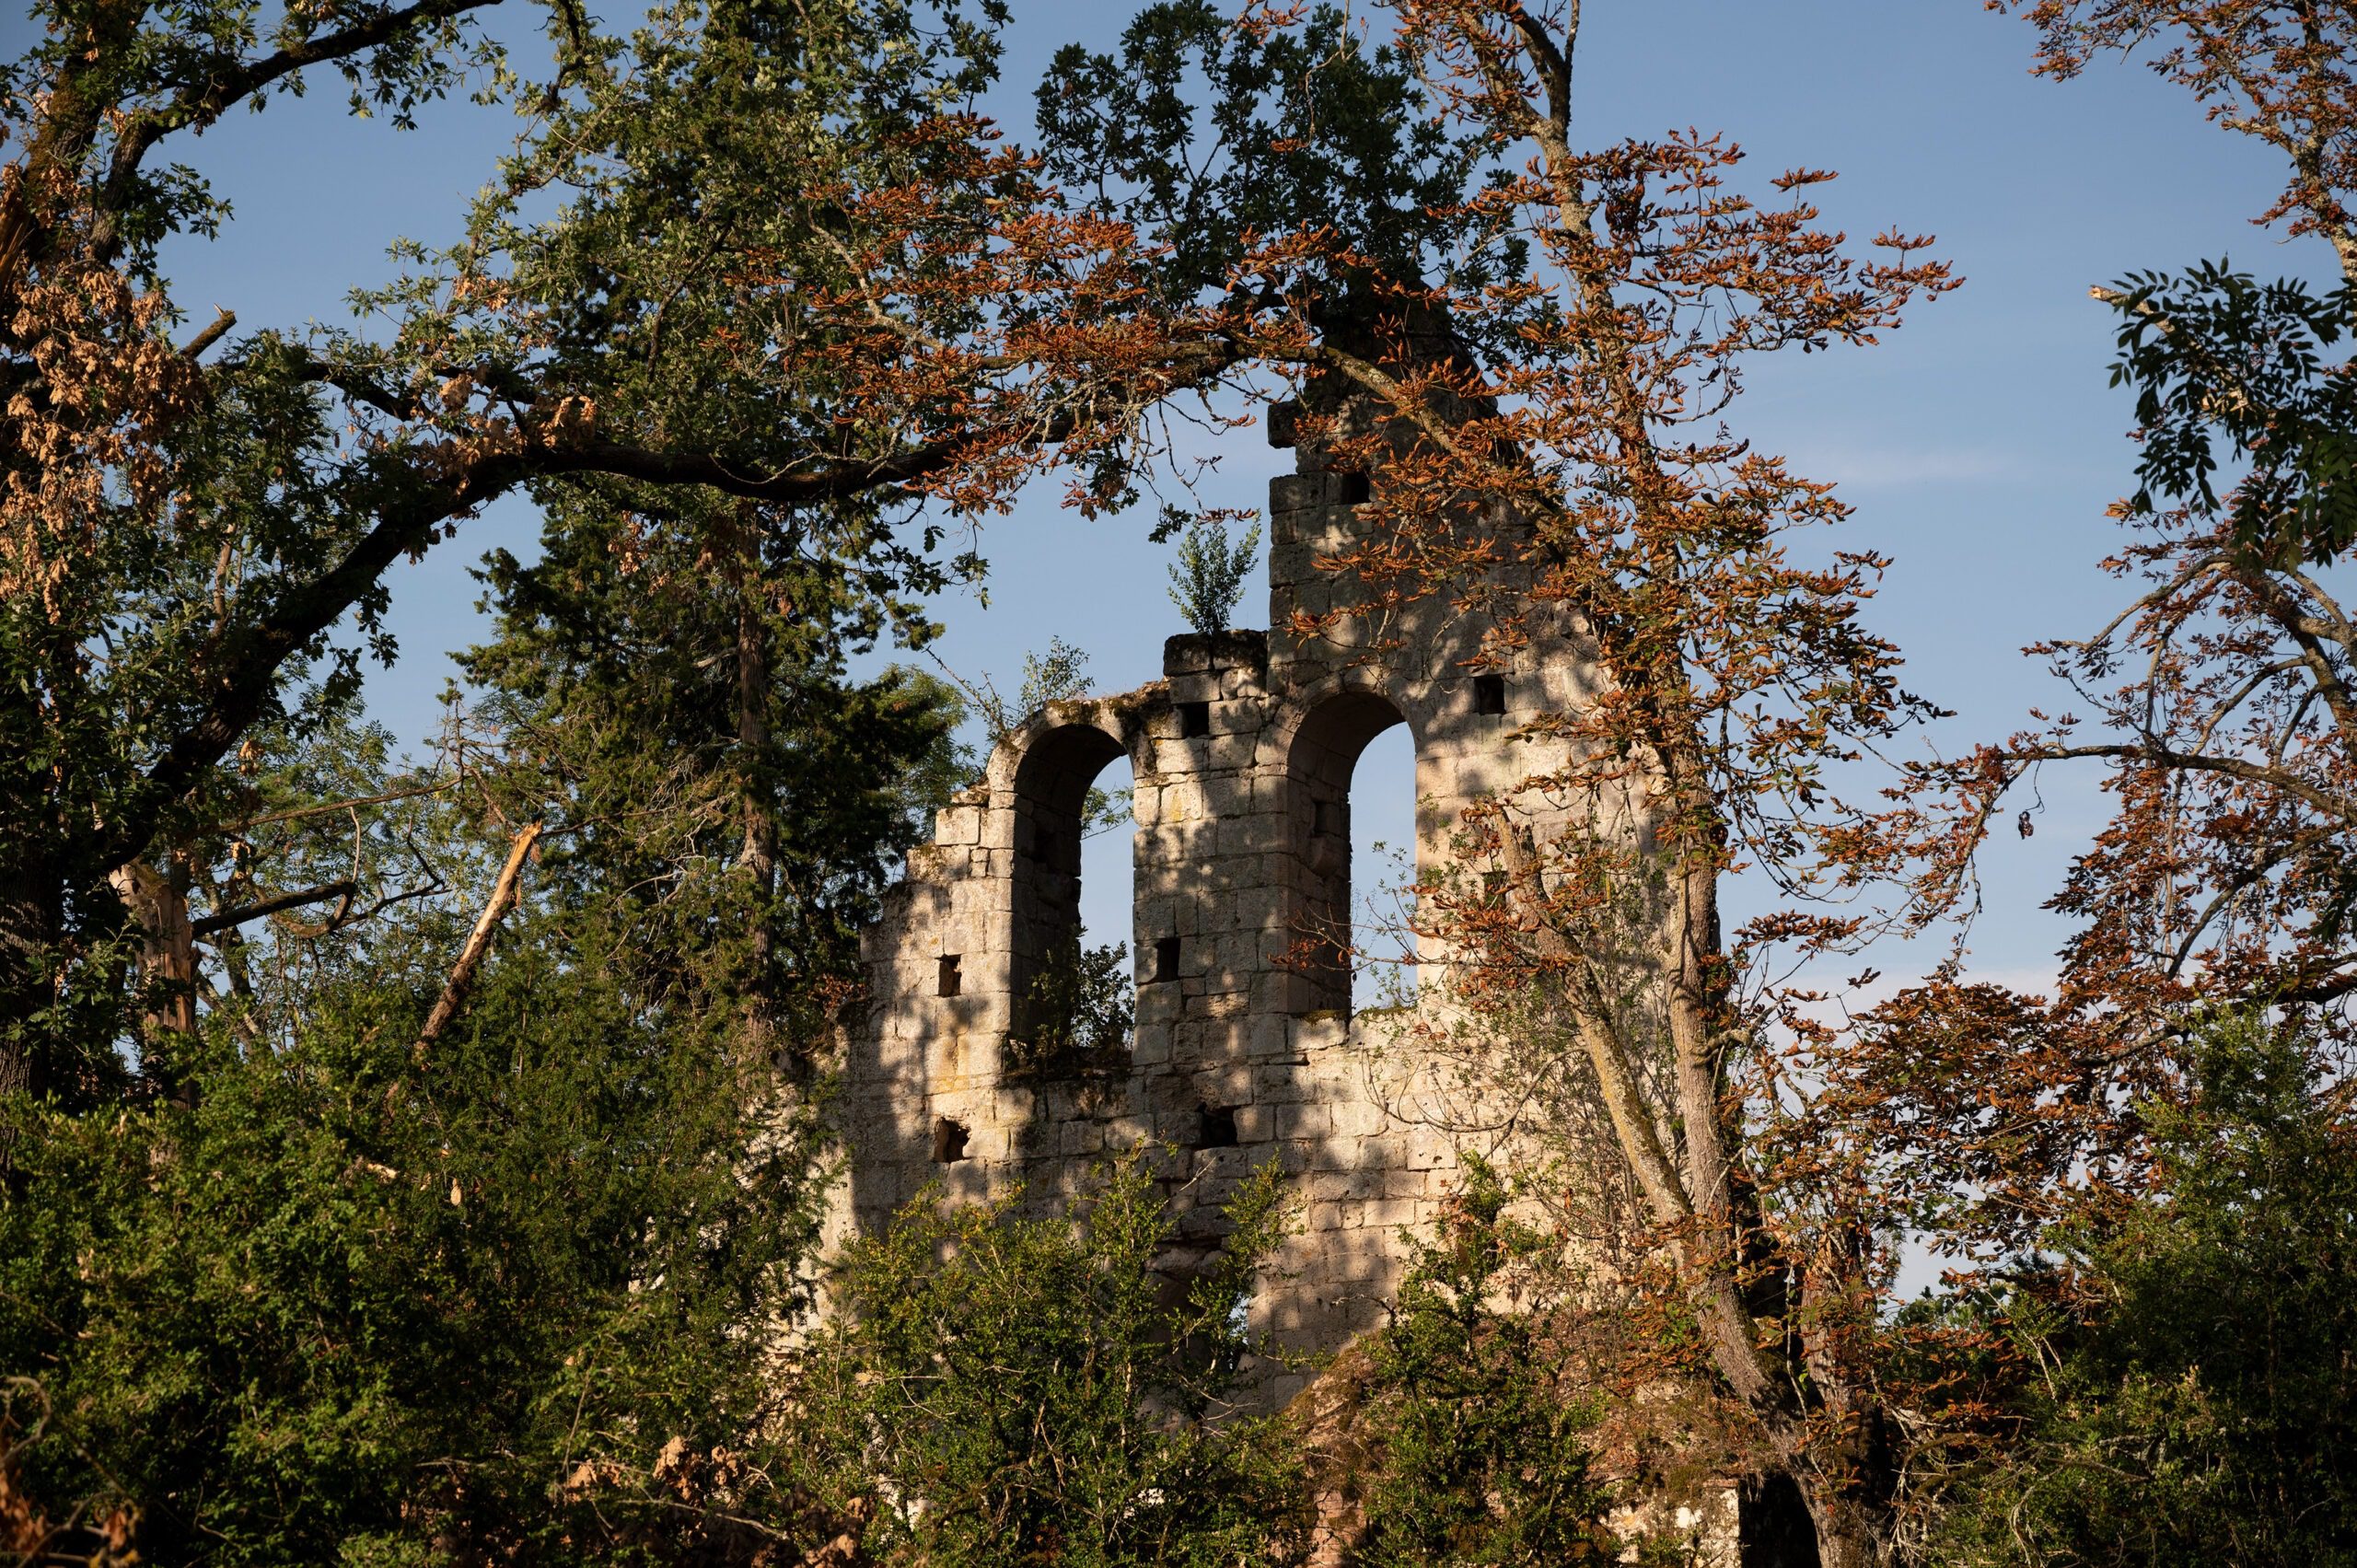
[1865,0,2357,1264]
[1076,1,1963,1558]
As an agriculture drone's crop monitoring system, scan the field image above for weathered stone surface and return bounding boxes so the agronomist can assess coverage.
[830,432,1597,1400]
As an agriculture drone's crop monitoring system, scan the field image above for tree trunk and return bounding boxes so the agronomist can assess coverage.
[0,856,62,1179]
[1800,1487,1887,1568]
[110,855,197,1095]
[735,591,784,1069]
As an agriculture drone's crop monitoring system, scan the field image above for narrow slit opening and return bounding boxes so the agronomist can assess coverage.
[937,954,962,997]
[1153,935,1181,982]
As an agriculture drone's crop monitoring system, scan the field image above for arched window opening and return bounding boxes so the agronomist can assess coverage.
[1077,753,1137,957]
[1012,724,1133,1056]
[1283,691,1412,1016]
[1351,723,1418,1014]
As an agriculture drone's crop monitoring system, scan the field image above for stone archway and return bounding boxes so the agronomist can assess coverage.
[1007,718,1129,1037]
[1278,686,1413,1016]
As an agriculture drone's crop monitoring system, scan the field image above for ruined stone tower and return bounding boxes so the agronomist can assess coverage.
[834,420,1594,1401]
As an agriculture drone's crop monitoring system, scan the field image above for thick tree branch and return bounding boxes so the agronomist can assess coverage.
[2014,738,2356,824]
[412,820,540,1055]
[99,0,506,221]
[190,878,356,938]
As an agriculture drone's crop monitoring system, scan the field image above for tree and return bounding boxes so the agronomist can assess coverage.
[1914,5,2357,1024]
[1345,1157,1621,1568]
[1038,3,1983,1556]
[0,0,1235,1114]
[1167,515,1262,634]
[1058,3,1953,1558]
[1913,1012,2357,1567]
[794,1154,1311,1567]
[0,434,971,1557]
[464,482,962,1075]
[1826,2,2357,1336]
[0,899,840,1562]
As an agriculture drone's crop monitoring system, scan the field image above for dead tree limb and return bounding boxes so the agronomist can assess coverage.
[412,822,541,1057]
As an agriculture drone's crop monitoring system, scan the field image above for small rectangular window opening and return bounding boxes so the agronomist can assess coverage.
[1313,798,1343,837]
[937,954,962,997]
[1337,470,1372,505]
[1195,1104,1239,1149]
[1473,673,1507,715]
[1178,701,1212,739]
[931,1116,970,1164]
[1153,936,1181,982]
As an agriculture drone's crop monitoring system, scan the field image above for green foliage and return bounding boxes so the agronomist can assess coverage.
[465,482,958,1061]
[2106,262,2357,565]
[1351,1156,1618,1567]
[798,1153,1311,1567]
[956,636,1132,838]
[1016,635,1097,718]
[1009,937,1135,1073]
[2,0,1017,1101]
[0,115,994,1531]
[884,662,994,832]
[1033,0,1519,337]
[0,960,828,1564]
[964,634,1097,738]
[1921,1013,2357,1566]
[1167,517,1262,635]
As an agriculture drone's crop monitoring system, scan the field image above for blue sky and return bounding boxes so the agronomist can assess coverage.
[5,0,2328,993]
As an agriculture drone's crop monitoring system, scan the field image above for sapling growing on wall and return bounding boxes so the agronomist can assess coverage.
[1009,937,1135,1073]
[924,636,1133,836]
[1167,517,1263,634]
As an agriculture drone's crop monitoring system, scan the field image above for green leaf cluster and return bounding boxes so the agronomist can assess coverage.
[1350,1156,1619,1568]
[1034,1,1522,340]
[2107,262,2357,566]
[1919,1013,2357,1566]
[0,958,828,1564]
[796,1152,1312,1567]
[1167,517,1261,636]
[1008,936,1135,1074]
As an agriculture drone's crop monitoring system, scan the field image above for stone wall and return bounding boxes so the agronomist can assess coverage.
[832,421,1597,1400]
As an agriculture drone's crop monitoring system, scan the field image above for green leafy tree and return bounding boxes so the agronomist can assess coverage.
[0,945,834,1563]
[2099,264,2357,568]
[0,483,957,1558]
[1347,1156,1620,1568]
[796,1153,1313,1567]
[1917,1012,2357,1567]
[0,71,983,1542]
[0,0,1212,1109]
[465,482,959,1073]
[1167,517,1262,635]
[1034,0,1520,353]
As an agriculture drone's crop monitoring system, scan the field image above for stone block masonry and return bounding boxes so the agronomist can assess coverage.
[831,413,1600,1384]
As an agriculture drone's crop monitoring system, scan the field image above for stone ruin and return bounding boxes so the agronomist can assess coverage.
[830,419,1598,1406]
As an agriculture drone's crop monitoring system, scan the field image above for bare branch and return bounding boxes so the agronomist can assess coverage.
[412,821,541,1055]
